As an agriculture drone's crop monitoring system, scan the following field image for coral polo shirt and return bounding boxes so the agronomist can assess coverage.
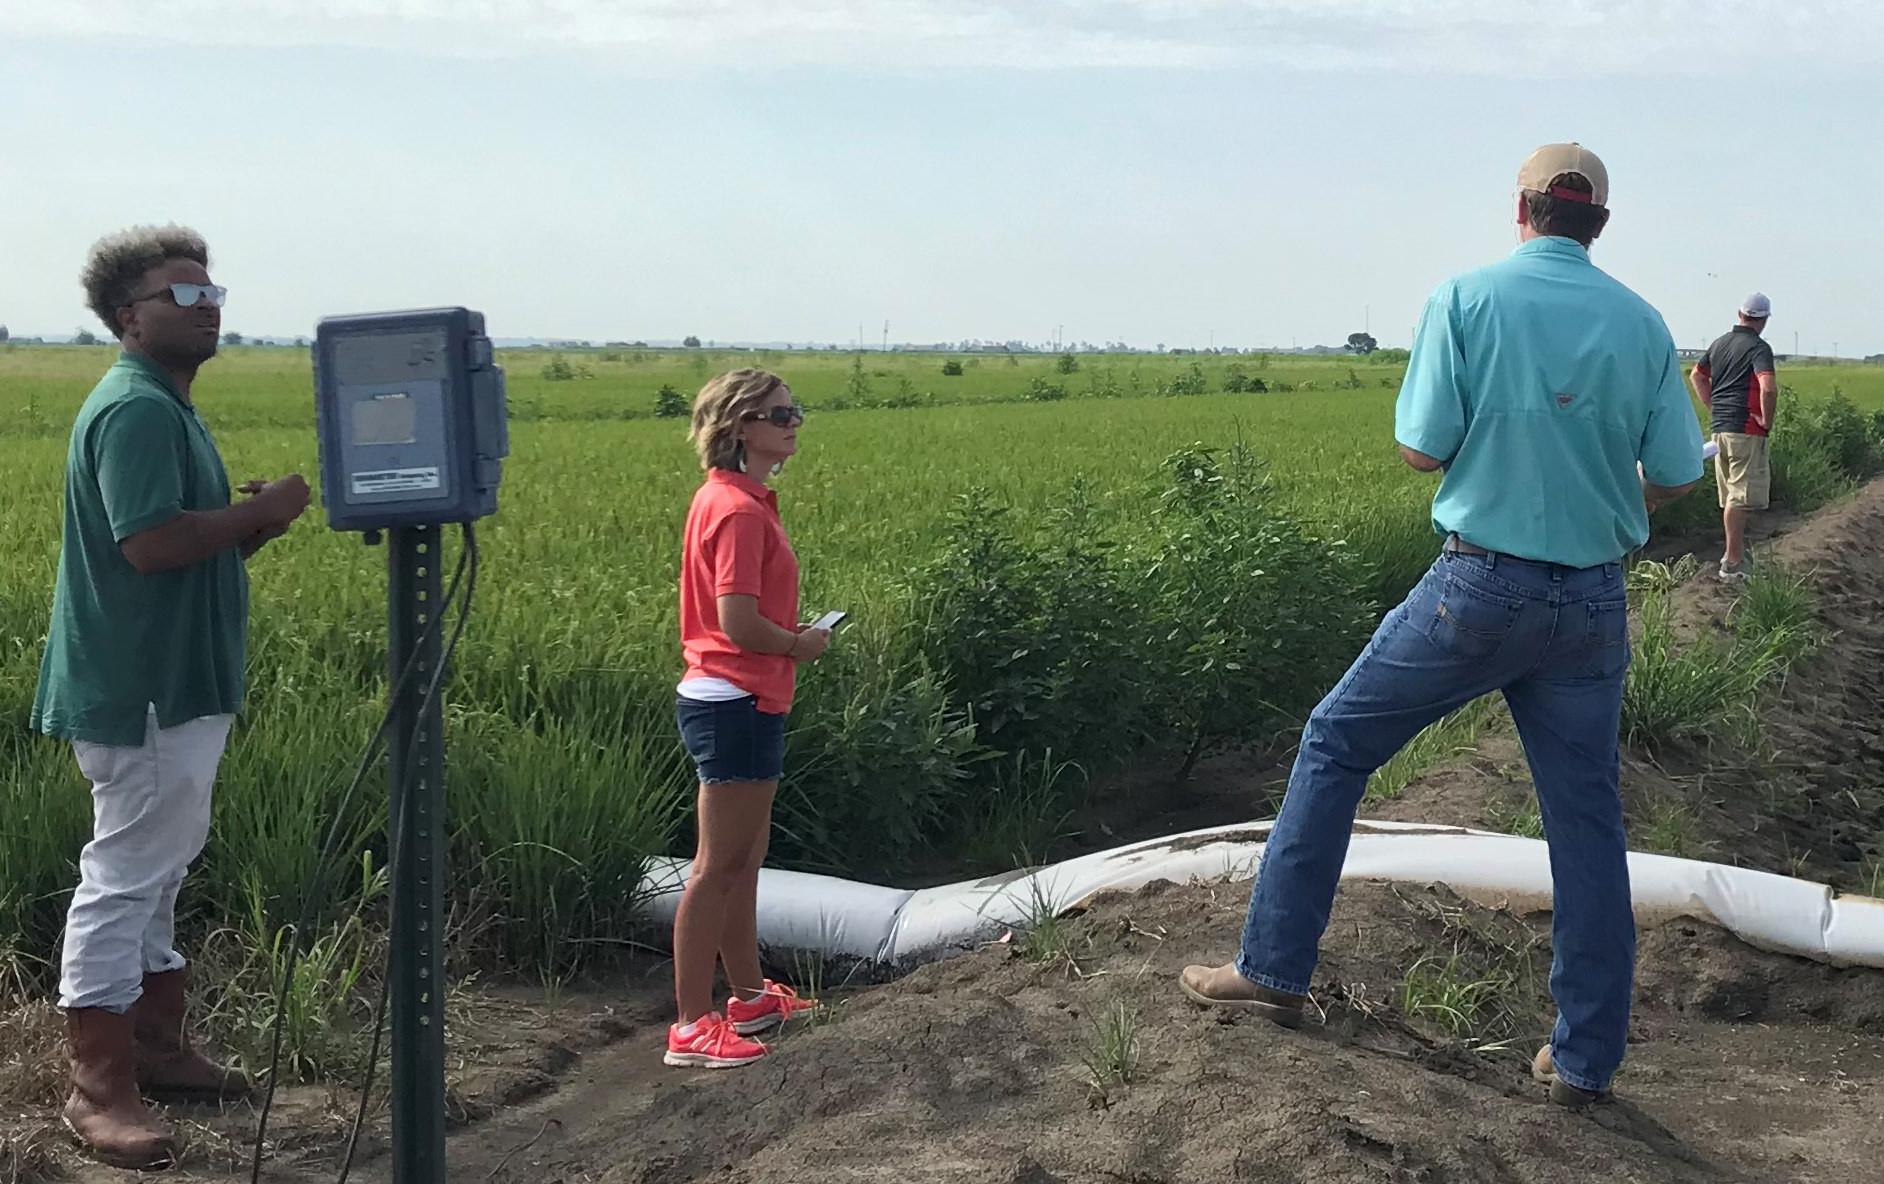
[679,468,800,714]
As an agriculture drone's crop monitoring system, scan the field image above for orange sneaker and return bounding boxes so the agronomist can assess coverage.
[726,980,819,1035]
[663,1012,768,1069]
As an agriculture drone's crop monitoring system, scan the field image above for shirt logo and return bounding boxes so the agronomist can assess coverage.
[1555,393,1577,408]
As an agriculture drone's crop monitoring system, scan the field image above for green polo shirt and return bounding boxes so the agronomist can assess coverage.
[1395,237,1705,568]
[32,352,248,746]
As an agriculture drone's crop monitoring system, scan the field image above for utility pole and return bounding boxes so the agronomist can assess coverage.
[882,320,889,352]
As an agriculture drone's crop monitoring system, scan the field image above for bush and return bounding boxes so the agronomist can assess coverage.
[1084,367,1124,399]
[1761,390,1881,512]
[781,643,982,873]
[844,354,873,403]
[653,384,689,418]
[1056,352,1079,374]
[1164,363,1208,397]
[915,483,1153,774]
[1025,376,1068,402]
[876,377,931,409]
[1145,442,1374,778]
[541,354,590,382]
[941,359,964,376]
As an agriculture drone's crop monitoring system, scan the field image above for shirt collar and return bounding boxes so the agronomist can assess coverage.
[708,466,778,506]
[1730,325,1761,336]
[1512,236,1591,262]
[115,350,189,405]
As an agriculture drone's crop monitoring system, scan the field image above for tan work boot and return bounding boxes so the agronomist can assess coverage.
[1178,963,1307,1028]
[134,968,253,1103]
[64,1007,180,1169]
[1532,1044,1610,1109]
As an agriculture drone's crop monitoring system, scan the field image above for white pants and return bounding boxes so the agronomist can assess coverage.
[60,709,232,1013]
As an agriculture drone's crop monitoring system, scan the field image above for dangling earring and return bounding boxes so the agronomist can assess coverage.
[735,440,748,473]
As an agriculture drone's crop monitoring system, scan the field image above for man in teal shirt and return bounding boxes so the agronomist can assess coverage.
[1180,146,1703,1108]
[33,226,309,1168]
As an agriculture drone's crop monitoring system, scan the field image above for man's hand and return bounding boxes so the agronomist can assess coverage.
[1639,463,1699,513]
[248,474,311,530]
[233,475,310,560]
[123,473,311,575]
[1688,364,1712,407]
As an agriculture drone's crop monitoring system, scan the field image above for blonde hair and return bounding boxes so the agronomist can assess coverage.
[689,368,788,471]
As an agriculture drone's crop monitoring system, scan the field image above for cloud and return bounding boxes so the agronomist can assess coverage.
[7,0,1879,74]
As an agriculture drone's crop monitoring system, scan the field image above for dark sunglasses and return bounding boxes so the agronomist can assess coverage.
[127,282,228,309]
[743,404,805,428]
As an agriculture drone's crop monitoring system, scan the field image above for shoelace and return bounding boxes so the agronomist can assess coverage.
[705,1018,761,1052]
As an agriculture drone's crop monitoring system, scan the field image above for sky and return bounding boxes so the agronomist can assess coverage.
[3,1,1880,354]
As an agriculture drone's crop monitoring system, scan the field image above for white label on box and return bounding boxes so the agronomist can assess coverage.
[352,467,441,495]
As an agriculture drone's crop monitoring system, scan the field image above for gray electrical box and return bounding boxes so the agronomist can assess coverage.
[313,307,508,531]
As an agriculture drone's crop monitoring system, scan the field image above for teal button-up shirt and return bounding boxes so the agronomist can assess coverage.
[1395,236,1704,568]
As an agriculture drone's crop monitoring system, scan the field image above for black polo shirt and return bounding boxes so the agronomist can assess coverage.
[1698,326,1776,436]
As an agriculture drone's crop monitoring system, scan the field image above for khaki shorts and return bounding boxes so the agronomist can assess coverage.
[1713,432,1771,510]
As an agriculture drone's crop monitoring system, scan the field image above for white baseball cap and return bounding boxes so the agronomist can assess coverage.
[1740,292,1772,319]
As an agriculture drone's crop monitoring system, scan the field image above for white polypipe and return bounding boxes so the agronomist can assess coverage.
[637,820,1884,970]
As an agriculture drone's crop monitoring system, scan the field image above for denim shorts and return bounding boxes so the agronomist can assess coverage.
[675,695,787,785]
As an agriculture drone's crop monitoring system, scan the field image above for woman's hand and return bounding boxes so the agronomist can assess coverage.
[790,625,833,663]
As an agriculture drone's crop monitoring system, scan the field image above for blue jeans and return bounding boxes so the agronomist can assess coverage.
[1236,549,1632,1093]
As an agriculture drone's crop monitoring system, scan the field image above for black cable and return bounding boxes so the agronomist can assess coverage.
[248,525,473,1184]
[334,521,479,1184]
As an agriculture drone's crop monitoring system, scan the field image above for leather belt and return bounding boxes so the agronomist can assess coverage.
[1443,535,1619,571]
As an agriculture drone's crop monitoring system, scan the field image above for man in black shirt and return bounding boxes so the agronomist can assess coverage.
[1689,293,1777,581]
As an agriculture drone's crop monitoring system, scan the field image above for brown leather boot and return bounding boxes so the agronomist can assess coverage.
[64,1007,180,1169]
[133,968,254,1102]
[1178,963,1307,1028]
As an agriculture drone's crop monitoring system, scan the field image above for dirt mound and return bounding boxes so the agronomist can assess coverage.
[358,878,1881,1184]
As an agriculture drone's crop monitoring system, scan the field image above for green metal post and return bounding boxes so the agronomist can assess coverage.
[387,525,446,1184]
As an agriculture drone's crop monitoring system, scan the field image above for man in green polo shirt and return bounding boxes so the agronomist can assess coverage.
[1180,145,1704,1109]
[32,225,310,1168]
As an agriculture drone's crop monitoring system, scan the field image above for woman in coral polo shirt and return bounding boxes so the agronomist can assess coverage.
[666,369,830,1069]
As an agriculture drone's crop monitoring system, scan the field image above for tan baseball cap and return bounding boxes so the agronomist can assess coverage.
[1517,142,1609,207]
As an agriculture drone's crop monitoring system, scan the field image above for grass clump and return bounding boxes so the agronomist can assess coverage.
[1391,888,1544,1056]
[1483,795,1544,840]
[1081,1000,1139,1106]
[1623,593,1774,750]
[1637,796,1702,858]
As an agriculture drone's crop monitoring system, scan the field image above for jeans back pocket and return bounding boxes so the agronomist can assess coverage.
[1424,573,1522,660]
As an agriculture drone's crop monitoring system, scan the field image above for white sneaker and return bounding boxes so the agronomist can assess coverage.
[1718,557,1752,583]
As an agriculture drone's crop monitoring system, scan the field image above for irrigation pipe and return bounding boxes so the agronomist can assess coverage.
[637,820,1884,969]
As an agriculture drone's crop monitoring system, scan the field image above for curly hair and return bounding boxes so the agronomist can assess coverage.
[688,368,788,472]
[80,225,210,339]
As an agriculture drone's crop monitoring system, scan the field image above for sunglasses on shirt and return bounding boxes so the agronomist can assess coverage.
[128,283,229,309]
[743,404,806,428]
